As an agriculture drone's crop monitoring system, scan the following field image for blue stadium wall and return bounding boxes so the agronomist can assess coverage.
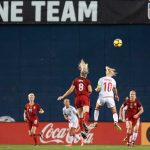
[0,25,150,122]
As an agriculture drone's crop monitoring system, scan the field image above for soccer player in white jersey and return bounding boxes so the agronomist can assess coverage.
[93,66,121,131]
[63,99,83,146]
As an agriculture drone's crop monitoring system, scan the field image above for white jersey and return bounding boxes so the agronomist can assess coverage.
[62,105,78,123]
[97,76,116,98]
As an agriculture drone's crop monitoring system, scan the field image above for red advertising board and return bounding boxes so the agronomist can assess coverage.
[0,122,141,145]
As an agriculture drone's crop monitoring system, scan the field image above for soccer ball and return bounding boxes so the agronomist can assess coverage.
[113,39,123,48]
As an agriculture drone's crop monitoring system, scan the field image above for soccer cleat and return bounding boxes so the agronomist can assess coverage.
[127,142,131,147]
[132,141,135,146]
[91,122,98,128]
[114,122,122,131]
[40,132,44,140]
[83,123,89,133]
[88,122,97,130]
[81,131,87,139]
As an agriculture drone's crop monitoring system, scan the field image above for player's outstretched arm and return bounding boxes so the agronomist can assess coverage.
[57,85,75,101]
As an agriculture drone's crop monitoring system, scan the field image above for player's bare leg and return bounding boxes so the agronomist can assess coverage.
[111,106,122,131]
[92,103,102,128]
[66,128,75,146]
[123,136,128,143]
[131,121,139,146]
[31,126,38,146]
[83,105,90,133]
[71,127,84,146]
[126,121,133,146]
[77,108,87,139]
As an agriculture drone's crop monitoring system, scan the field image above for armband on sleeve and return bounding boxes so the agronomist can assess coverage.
[97,84,100,89]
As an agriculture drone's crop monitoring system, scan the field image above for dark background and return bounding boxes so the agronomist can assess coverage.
[0,25,149,122]
[0,0,149,24]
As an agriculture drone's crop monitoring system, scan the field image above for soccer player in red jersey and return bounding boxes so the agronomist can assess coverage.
[57,59,92,139]
[119,90,144,146]
[24,93,44,146]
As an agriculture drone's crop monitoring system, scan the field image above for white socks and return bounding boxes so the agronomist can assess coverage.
[113,113,118,123]
[95,111,119,123]
[68,135,73,144]
[94,109,99,121]
[132,132,138,142]
[74,134,80,141]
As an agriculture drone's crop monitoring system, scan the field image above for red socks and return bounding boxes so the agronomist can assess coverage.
[84,112,89,124]
[127,133,132,144]
[33,134,37,145]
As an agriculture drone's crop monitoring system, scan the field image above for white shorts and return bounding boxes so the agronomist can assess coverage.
[69,119,79,129]
[97,97,115,108]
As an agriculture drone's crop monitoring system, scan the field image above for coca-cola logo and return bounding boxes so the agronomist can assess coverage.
[40,123,94,144]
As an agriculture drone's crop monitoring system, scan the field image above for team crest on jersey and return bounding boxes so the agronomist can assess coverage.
[134,103,137,106]
[33,106,36,109]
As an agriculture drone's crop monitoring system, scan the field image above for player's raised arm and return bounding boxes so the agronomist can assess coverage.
[57,84,75,101]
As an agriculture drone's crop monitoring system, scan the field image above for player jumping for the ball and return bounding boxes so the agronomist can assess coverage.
[119,90,144,146]
[23,93,44,146]
[63,99,83,146]
[92,66,121,131]
[57,59,92,139]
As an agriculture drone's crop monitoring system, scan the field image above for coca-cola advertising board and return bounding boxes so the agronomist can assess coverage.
[0,122,141,145]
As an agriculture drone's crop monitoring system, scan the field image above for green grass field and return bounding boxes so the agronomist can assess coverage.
[0,145,150,150]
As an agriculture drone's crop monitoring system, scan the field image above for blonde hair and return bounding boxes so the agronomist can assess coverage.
[105,66,117,77]
[28,93,35,97]
[64,98,70,102]
[78,59,89,75]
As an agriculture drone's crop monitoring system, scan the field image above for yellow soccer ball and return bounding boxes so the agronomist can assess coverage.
[113,39,123,48]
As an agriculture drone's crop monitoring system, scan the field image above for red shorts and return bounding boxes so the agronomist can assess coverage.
[27,118,39,130]
[125,116,138,126]
[75,95,90,108]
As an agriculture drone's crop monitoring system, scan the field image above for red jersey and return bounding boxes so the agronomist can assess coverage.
[24,103,41,120]
[73,77,91,97]
[123,99,142,117]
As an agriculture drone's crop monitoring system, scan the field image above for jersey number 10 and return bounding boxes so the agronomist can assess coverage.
[104,82,113,92]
